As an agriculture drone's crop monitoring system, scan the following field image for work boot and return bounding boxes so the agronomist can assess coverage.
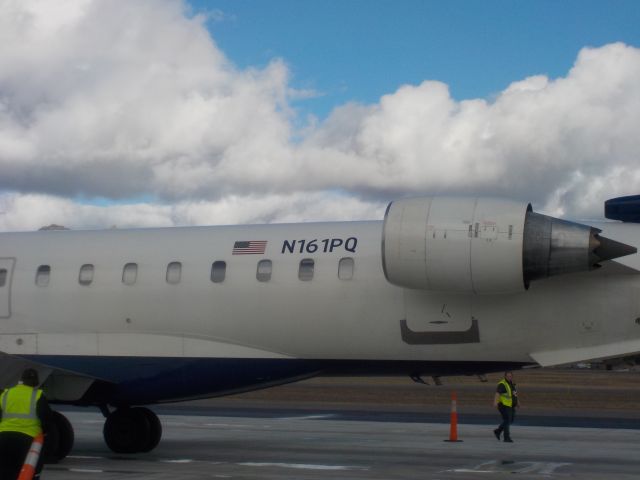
[504,437,513,443]
[493,429,501,440]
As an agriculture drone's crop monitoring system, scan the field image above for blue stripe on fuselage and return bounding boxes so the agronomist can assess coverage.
[23,355,530,406]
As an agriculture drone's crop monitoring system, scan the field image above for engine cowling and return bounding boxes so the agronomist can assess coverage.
[382,196,637,294]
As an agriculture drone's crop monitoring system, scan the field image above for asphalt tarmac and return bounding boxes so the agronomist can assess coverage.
[43,408,640,480]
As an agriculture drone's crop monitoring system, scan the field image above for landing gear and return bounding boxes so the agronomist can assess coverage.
[43,410,75,463]
[103,407,162,453]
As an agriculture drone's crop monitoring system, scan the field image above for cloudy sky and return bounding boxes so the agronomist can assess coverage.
[1,0,640,231]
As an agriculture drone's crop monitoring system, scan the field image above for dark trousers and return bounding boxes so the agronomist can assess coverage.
[0,431,44,480]
[496,404,514,440]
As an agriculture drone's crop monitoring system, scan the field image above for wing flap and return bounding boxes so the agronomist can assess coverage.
[1,352,99,402]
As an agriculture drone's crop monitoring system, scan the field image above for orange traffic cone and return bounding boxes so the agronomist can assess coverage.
[17,433,44,480]
[444,391,463,442]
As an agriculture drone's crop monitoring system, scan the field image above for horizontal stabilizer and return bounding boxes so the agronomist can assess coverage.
[605,195,640,223]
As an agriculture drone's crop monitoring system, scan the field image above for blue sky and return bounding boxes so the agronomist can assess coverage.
[193,0,640,118]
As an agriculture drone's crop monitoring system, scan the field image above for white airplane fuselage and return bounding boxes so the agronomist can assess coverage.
[1,211,640,407]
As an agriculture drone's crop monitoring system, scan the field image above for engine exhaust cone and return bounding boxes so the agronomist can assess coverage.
[593,234,638,263]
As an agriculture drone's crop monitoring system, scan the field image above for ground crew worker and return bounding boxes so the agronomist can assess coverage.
[0,368,52,479]
[493,370,518,442]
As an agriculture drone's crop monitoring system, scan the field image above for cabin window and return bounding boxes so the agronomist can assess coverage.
[79,264,94,286]
[166,262,182,284]
[36,265,51,287]
[122,263,138,285]
[256,259,272,282]
[211,261,226,283]
[298,258,315,281]
[338,257,354,280]
[0,269,6,288]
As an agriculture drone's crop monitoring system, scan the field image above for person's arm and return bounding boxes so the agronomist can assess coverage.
[494,383,506,407]
[36,394,53,434]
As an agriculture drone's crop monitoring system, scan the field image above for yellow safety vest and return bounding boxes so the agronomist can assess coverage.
[0,384,43,437]
[497,379,513,407]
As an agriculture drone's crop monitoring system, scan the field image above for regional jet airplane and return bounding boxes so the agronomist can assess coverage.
[1,195,639,461]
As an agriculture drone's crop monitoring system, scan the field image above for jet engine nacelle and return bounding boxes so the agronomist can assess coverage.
[382,196,636,294]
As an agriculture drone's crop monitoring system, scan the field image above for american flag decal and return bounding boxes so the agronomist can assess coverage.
[232,240,268,255]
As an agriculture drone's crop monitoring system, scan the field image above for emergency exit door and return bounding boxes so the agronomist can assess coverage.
[0,258,15,318]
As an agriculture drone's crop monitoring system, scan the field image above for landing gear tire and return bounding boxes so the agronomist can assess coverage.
[43,410,75,464]
[103,407,162,453]
[138,407,162,452]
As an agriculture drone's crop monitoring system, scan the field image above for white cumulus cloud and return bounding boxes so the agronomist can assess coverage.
[1,0,640,231]
[303,43,640,218]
